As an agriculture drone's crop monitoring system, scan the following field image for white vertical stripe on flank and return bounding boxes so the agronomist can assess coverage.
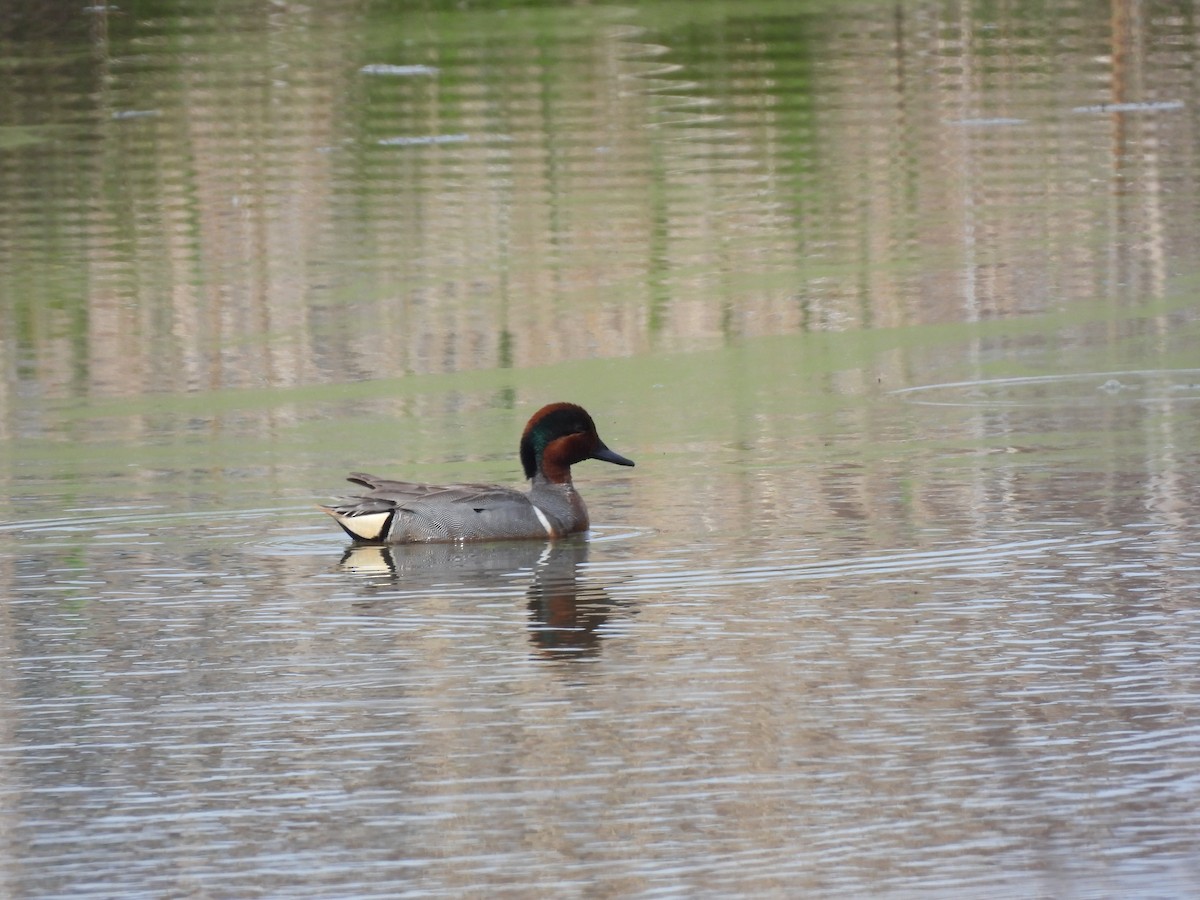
[532,505,555,537]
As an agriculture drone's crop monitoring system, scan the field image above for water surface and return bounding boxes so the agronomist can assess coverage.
[2,1,1200,896]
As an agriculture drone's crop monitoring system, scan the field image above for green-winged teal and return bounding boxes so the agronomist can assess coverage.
[322,402,634,543]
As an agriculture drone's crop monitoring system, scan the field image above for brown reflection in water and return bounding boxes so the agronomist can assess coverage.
[338,537,623,658]
[523,540,618,660]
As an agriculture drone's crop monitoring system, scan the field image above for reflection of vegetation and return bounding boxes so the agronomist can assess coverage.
[0,0,1195,441]
[0,1,90,44]
[0,125,56,148]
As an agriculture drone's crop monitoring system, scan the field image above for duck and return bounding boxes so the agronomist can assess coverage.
[321,402,634,544]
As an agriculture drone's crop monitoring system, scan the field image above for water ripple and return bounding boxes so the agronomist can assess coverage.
[592,533,1135,595]
[892,369,1200,408]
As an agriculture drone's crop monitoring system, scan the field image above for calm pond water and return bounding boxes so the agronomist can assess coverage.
[3,0,1200,896]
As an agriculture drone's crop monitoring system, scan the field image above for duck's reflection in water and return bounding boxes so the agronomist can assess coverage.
[338,539,551,583]
[523,540,615,659]
[337,538,624,658]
